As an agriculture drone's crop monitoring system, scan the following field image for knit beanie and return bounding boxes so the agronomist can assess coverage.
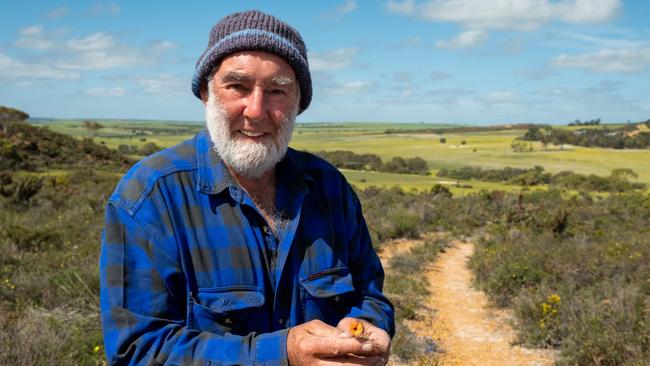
[192,10,312,114]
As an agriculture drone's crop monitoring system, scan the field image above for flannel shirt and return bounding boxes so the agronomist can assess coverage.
[99,129,395,365]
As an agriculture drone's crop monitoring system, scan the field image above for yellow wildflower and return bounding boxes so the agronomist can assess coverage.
[349,321,364,337]
[547,294,561,304]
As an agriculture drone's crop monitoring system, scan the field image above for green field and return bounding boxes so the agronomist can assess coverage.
[31,119,650,192]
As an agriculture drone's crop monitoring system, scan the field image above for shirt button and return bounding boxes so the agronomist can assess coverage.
[334,296,341,302]
[263,226,270,234]
[225,318,232,325]
[278,318,283,325]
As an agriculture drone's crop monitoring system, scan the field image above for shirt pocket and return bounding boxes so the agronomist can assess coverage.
[188,285,265,336]
[299,266,355,326]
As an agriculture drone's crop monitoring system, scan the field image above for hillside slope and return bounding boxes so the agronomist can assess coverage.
[1,107,131,171]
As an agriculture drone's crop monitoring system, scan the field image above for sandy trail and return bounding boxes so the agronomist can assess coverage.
[405,241,557,366]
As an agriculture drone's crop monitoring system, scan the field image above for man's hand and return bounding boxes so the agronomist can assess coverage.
[336,318,390,365]
[287,319,386,365]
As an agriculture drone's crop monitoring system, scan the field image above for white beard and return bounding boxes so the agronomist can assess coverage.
[205,90,295,179]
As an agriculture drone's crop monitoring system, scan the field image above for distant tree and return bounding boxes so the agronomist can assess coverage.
[511,140,532,153]
[405,157,429,175]
[611,168,638,180]
[137,142,161,156]
[461,140,467,145]
[439,137,446,144]
[83,120,105,131]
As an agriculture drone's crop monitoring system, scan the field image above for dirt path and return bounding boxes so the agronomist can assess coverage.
[407,241,557,366]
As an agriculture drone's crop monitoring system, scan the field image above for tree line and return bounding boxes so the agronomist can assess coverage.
[312,150,430,175]
[436,165,645,192]
[521,121,650,149]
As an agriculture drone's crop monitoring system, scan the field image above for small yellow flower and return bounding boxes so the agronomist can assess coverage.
[349,321,364,337]
[547,294,561,304]
[94,345,100,353]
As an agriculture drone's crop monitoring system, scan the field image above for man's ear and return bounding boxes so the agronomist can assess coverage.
[199,83,208,105]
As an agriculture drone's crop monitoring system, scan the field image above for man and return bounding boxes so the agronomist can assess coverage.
[100,10,394,365]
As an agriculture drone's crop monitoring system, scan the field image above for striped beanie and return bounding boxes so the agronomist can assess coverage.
[192,10,312,114]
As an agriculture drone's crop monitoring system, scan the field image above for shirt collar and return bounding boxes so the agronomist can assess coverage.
[196,129,314,197]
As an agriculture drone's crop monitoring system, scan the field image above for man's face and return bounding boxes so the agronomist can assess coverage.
[204,51,300,179]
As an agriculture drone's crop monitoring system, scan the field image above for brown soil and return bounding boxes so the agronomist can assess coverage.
[384,239,557,365]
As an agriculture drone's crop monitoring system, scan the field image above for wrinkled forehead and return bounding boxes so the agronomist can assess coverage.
[211,51,298,85]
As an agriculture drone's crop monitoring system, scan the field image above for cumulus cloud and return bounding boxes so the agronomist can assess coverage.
[67,32,116,51]
[7,25,176,85]
[551,46,650,73]
[336,0,357,13]
[480,91,520,106]
[57,33,175,70]
[385,0,620,30]
[310,48,358,71]
[47,6,69,19]
[331,80,373,94]
[137,75,186,95]
[85,86,127,97]
[15,25,56,50]
[436,29,488,49]
[0,52,80,82]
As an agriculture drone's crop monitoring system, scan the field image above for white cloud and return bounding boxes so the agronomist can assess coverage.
[480,91,520,106]
[551,46,650,73]
[57,50,142,70]
[9,26,177,80]
[0,52,80,81]
[85,87,127,97]
[436,29,488,49]
[15,25,56,50]
[331,80,373,94]
[67,32,117,51]
[386,0,620,30]
[151,40,176,53]
[310,48,358,71]
[337,0,357,13]
[20,25,44,37]
[137,75,186,95]
[47,6,69,19]
[58,33,174,70]
[89,2,120,16]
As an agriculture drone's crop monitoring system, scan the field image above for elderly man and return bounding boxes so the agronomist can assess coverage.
[100,10,394,365]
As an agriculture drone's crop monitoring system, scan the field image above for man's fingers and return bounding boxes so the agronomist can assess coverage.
[308,336,380,358]
[305,319,352,338]
[317,355,387,366]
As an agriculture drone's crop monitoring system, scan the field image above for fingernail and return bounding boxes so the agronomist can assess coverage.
[361,342,374,352]
[340,331,353,338]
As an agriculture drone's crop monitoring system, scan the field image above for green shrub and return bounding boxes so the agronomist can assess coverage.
[13,175,43,203]
[5,225,63,252]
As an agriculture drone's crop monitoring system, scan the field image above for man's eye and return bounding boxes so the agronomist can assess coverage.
[270,89,288,96]
[227,84,248,92]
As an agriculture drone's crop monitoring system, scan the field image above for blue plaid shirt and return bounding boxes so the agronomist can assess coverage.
[99,130,395,365]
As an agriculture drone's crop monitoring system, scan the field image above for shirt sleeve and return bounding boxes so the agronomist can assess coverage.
[342,186,396,337]
[99,201,289,366]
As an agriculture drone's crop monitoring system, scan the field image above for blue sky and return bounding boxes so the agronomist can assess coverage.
[1,0,649,124]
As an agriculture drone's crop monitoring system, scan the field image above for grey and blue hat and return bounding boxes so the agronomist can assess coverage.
[192,10,312,114]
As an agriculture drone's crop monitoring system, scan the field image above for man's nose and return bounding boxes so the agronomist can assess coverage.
[243,87,266,121]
